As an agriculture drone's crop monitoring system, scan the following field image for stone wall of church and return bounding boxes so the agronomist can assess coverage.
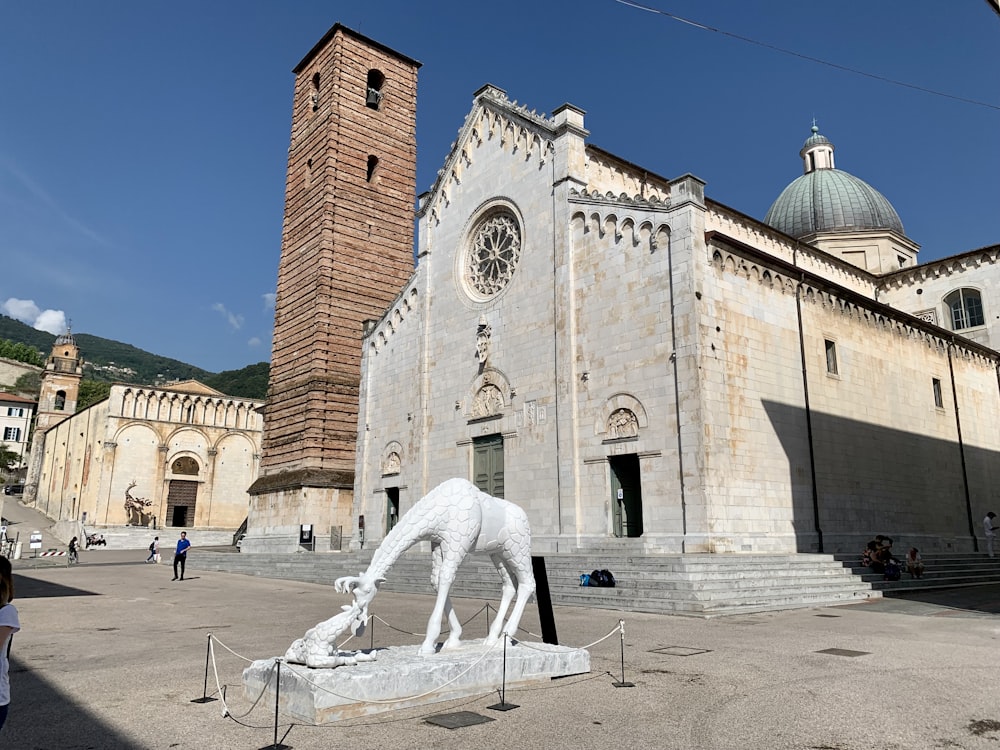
[701,237,1000,554]
[355,107,564,549]
[879,245,1000,352]
[562,202,686,551]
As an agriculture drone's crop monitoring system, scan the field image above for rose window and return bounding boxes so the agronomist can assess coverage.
[466,212,521,298]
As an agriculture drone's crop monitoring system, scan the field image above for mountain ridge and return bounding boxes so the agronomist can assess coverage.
[0,315,269,400]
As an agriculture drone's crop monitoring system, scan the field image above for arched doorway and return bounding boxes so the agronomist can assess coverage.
[166,456,199,528]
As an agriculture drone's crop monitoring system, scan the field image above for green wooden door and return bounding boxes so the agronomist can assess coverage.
[473,434,504,498]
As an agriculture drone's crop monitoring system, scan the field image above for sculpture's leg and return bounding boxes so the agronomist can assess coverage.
[500,562,537,643]
[441,594,463,650]
[420,555,463,655]
[431,545,464,649]
[486,554,516,645]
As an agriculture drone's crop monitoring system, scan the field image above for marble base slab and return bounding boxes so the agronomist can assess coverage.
[243,639,590,723]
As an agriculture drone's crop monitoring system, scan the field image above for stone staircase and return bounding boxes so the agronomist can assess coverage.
[833,551,1000,592]
[190,550,881,617]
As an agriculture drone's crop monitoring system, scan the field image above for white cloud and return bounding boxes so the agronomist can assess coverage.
[212,303,244,330]
[262,293,276,310]
[34,309,67,335]
[247,337,261,347]
[2,298,66,334]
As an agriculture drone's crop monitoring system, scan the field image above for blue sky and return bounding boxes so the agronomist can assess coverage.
[1,1,996,373]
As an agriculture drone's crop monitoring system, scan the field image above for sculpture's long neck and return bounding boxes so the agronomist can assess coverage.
[364,515,421,581]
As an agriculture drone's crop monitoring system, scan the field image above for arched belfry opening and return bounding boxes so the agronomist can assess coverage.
[366,69,385,110]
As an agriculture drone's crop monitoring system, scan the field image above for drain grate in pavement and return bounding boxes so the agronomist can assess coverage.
[815,648,870,657]
[650,646,712,657]
[425,711,495,729]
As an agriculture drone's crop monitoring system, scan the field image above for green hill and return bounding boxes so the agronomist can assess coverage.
[0,315,268,399]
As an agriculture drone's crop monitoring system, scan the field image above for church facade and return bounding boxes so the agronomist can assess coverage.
[351,84,1000,556]
[248,25,1000,558]
[30,371,263,532]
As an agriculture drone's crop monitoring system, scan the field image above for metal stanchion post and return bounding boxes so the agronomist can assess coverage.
[612,620,635,688]
[261,659,292,750]
[487,633,519,711]
[191,634,218,703]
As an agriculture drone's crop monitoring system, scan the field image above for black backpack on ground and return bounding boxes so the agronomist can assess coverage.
[884,560,901,581]
[588,569,616,587]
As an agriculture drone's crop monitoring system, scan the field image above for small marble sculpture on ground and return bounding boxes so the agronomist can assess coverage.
[286,478,537,666]
[284,600,378,668]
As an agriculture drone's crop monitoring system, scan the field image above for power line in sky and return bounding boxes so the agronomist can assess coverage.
[614,0,1000,112]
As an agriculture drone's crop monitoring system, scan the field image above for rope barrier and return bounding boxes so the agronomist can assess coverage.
[210,634,257,663]
[209,637,277,720]
[513,621,623,652]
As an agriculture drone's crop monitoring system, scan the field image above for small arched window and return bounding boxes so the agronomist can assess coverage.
[55,390,66,411]
[366,155,378,182]
[366,69,385,110]
[944,288,985,330]
[310,72,320,111]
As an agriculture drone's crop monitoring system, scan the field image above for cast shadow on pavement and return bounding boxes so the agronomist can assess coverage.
[5,656,144,750]
[878,583,1000,616]
[13,574,99,599]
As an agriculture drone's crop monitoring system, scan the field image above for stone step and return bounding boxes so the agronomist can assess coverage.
[190,551,879,617]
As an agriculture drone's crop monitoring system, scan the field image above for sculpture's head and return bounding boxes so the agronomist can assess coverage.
[334,573,384,633]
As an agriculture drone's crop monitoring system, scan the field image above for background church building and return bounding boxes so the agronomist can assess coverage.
[26,332,264,539]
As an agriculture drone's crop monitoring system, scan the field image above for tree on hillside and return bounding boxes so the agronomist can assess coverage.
[0,444,20,473]
[77,380,112,411]
[0,339,44,367]
[14,371,41,396]
[204,362,269,400]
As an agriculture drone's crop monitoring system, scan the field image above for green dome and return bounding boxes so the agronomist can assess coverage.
[765,169,905,238]
[765,127,905,239]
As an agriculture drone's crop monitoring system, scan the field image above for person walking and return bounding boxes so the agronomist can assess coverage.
[0,556,20,733]
[985,512,998,558]
[68,536,79,565]
[145,536,159,563]
[172,531,191,581]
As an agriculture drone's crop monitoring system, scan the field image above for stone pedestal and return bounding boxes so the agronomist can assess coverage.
[243,639,590,723]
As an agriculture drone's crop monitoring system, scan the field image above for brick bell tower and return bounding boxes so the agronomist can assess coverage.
[245,25,420,551]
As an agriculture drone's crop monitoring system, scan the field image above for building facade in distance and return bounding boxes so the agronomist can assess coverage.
[0,392,34,481]
[32,379,263,532]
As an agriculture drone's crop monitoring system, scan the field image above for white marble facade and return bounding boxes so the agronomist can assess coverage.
[353,85,1000,557]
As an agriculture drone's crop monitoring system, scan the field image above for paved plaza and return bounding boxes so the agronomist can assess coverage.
[4,502,1000,749]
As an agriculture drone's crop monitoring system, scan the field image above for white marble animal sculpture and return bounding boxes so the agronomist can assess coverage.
[284,600,378,668]
[335,478,536,656]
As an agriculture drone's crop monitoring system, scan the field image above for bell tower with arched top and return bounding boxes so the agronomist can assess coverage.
[246,24,420,551]
[24,328,85,505]
[35,329,84,433]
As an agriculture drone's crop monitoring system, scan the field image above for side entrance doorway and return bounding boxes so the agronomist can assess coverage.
[610,454,643,538]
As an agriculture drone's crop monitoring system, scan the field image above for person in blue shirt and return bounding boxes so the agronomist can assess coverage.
[172,531,192,581]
